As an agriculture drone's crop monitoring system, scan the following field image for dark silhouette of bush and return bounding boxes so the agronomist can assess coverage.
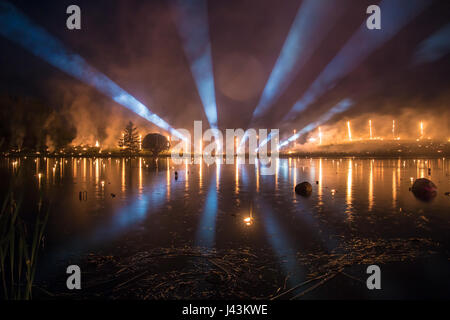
[142,133,170,157]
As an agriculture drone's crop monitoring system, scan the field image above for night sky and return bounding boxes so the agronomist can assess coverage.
[0,0,449,144]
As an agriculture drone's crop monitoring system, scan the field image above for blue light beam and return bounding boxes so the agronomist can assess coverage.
[278,98,353,149]
[413,23,450,65]
[282,0,432,122]
[255,132,274,152]
[0,2,185,140]
[195,177,218,250]
[251,0,347,121]
[258,199,304,286]
[172,0,218,129]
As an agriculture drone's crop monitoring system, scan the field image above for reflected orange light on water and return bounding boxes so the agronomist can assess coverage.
[139,157,143,194]
[346,159,353,212]
[293,159,297,192]
[369,160,374,211]
[95,158,99,185]
[199,158,203,189]
[275,158,279,190]
[82,158,86,181]
[73,159,77,178]
[318,158,323,200]
[255,159,259,193]
[235,158,239,194]
[121,158,125,192]
[392,168,397,208]
[243,216,253,226]
[185,158,189,190]
[243,205,254,226]
[166,157,170,200]
[216,160,220,191]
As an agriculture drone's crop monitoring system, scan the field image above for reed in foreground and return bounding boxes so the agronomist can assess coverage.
[0,191,48,300]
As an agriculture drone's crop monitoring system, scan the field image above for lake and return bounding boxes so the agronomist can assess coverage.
[1,157,449,299]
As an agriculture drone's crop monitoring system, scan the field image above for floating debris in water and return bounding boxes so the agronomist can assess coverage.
[295,182,312,197]
[411,178,437,202]
[42,238,441,300]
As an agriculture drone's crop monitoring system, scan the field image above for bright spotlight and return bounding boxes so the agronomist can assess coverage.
[0,2,186,140]
[172,0,218,129]
[255,132,274,152]
[278,99,353,149]
[413,23,450,65]
[282,0,432,122]
[347,121,352,141]
[251,0,346,121]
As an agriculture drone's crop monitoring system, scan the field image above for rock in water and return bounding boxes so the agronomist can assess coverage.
[295,182,312,197]
[411,178,437,201]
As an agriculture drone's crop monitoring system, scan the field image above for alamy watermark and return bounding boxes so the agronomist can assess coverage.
[170,121,279,176]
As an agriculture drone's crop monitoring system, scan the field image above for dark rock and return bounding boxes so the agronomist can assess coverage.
[295,182,312,197]
[411,178,437,202]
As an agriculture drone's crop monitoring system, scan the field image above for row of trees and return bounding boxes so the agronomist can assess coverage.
[0,95,76,151]
[0,94,169,156]
[118,121,170,156]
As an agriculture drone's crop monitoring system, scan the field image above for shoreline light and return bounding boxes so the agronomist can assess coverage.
[318,127,322,145]
[347,121,352,141]
[277,99,353,150]
[392,120,395,139]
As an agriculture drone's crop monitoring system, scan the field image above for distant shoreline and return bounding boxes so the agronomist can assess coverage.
[1,152,448,159]
[1,140,449,159]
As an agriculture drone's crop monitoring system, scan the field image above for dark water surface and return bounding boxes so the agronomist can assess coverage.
[1,157,449,299]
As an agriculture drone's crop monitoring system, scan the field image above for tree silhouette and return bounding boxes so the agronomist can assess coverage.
[118,121,140,154]
[142,133,170,157]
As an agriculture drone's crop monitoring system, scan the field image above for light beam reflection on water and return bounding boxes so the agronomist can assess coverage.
[1,157,449,282]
